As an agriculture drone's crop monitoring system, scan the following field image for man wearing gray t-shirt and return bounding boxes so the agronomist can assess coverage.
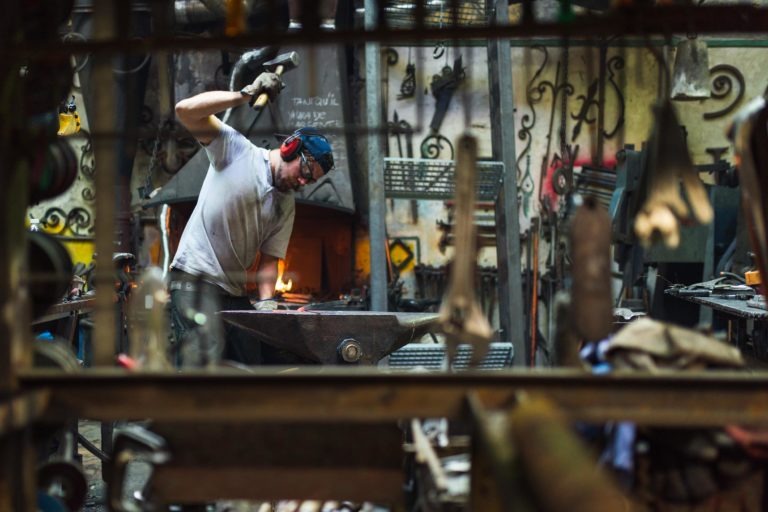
[169,72,334,366]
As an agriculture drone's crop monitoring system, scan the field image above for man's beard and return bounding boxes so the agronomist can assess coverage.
[274,162,296,193]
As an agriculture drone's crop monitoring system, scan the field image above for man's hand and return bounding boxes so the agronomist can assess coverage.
[240,72,285,106]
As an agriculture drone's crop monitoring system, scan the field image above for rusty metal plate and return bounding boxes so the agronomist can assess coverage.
[220,310,439,365]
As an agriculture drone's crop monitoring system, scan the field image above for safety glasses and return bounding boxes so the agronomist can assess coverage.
[299,152,317,184]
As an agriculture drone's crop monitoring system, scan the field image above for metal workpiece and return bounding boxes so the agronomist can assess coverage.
[437,135,494,366]
[19,368,768,427]
[220,310,439,365]
[568,196,614,342]
[469,394,627,512]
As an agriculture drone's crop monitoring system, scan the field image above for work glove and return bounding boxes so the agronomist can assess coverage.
[240,72,285,106]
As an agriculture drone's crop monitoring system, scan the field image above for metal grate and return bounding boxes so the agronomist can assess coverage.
[379,1,493,30]
[384,157,504,201]
[388,342,514,370]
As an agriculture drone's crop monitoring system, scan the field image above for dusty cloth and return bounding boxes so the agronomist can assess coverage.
[604,317,744,371]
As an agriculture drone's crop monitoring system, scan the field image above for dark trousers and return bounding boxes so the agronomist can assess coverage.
[168,269,309,366]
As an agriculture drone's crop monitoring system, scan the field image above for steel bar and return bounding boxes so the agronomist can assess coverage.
[366,0,388,312]
[18,368,768,427]
[488,0,525,364]
[0,391,50,438]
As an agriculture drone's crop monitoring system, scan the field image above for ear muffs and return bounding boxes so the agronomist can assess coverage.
[280,134,303,161]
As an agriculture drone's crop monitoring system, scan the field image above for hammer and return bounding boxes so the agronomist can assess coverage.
[252,51,300,109]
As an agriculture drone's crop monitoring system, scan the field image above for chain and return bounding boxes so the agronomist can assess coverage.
[142,119,164,198]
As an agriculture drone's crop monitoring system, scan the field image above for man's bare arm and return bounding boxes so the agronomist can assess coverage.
[175,73,284,145]
[254,253,280,300]
[174,91,250,145]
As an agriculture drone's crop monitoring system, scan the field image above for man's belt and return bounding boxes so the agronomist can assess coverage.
[168,281,197,292]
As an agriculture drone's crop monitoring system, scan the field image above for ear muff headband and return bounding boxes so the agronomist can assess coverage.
[280,134,303,161]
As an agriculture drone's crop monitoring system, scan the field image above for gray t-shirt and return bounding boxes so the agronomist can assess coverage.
[171,124,295,296]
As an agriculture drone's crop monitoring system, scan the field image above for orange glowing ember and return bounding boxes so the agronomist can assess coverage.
[275,259,293,292]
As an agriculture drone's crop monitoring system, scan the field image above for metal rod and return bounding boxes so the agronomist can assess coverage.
[366,0,388,311]
[91,3,119,366]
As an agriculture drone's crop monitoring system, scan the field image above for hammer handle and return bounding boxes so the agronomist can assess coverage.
[252,64,285,109]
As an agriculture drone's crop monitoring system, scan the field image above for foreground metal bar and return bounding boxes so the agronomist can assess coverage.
[8,5,768,59]
[19,368,768,427]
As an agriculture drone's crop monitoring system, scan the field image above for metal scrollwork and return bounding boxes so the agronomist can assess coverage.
[433,41,445,60]
[78,129,95,179]
[571,81,598,141]
[420,133,453,160]
[570,54,625,142]
[604,56,625,138]
[703,64,745,120]
[40,207,94,236]
[398,62,416,100]
[385,48,399,66]
[81,188,95,202]
[515,47,549,216]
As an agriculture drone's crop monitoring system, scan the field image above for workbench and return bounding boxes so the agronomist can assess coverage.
[666,288,768,360]
[31,296,94,363]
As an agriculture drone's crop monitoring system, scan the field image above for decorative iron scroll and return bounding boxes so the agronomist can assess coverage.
[571,55,625,141]
[78,129,95,179]
[399,62,416,100]
[433,41,445,60]
[703,64,745,120]
[40,207,94,237]
[516,47,547,176]
[420,133,454,160]
[515,47,547,216]
[603,56,625,138]
[571,80,598,142]
[515,47,576,215]
[385,47,398,66]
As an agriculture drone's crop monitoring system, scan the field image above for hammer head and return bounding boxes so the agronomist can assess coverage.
[263,51,300,72]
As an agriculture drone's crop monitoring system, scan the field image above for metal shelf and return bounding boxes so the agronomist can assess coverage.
[384,157,504,201]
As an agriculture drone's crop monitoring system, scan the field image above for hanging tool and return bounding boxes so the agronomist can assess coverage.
[57,96,81,136]
[398,46,416,100]
[634,99,713,248]
[428,56,465,133]
[437,135,493,365]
